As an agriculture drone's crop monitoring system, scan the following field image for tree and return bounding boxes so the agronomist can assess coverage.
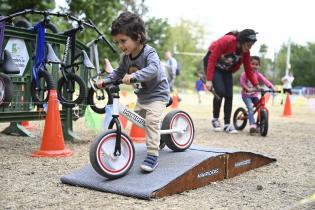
[162,19,205,89]
[259,43,268,58]
[276,42,315,86]
[67,0,150,62]
[257,43,273,80]
[145,17,170,55]
[0,0,55,15]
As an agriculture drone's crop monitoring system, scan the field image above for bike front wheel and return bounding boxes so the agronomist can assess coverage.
[57,73,86,108]
[258,109,269,137]
[233,107,248,131]
[161,110,194,152]
[31,70,55,108]
[89,130,135,179]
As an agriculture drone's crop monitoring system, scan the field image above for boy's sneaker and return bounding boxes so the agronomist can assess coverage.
[140,155,158,172]
[224,124,238,134]
[249,125,257,134]
[212,119,222,132]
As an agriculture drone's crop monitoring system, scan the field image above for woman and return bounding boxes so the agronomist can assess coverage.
[205,29,259,133]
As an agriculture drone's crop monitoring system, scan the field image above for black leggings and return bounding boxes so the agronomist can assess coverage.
[212,69,233,125]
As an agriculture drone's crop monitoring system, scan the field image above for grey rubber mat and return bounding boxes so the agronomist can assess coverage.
[61,144,226,200]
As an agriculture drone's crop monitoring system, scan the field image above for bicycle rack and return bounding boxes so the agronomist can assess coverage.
[0,25,89,140]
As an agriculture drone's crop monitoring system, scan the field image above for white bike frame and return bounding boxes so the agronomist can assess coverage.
[107,97,185,135]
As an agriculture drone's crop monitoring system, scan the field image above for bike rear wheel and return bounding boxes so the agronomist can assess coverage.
[259,109,268,137]
[233,107,248,130]
[57,73,86,108]
[161,110,194,152]
[89,130,135,179]
[31,70,55,108]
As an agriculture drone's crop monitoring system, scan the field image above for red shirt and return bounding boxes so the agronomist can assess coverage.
[206,34,258,86]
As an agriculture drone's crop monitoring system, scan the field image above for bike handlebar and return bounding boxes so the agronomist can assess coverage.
[87,19,116,53]
[0,9,68,23]
[101,78,138,88]
[247,88,281,94]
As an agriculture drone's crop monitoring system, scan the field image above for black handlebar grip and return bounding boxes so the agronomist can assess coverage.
[130,78,138,83]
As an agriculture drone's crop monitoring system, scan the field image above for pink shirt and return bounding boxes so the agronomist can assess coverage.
[240,71,273,97]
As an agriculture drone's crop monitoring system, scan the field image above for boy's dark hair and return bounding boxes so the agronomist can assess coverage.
[251,55,261,65]
[111,11,146,43]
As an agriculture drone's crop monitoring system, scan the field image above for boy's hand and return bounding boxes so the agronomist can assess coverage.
[96,79,105,89]
[122,74,133,85]
[103,58,113,74]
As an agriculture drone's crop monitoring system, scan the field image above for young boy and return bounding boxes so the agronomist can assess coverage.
[98,12,170,172]
[240,56,275,134]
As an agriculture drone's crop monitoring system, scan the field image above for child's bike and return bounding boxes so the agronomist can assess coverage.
[89,78,195,179]
[233,89,280,137]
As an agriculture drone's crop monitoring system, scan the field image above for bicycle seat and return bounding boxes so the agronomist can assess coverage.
[46,43,61,64]
[1,50,20,74]
[82,50,95,69]
[166,96,173,107]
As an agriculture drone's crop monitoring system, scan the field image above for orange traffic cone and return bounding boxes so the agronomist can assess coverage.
[282,94,292,117]
[20,121,36,130]
[32,90,73,157]
[129,123,146,143]
[171,94,179,108]
[119,114,128,129]
[265,92,271,104]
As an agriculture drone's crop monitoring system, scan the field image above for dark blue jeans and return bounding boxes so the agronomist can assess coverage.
[212,69,233,125]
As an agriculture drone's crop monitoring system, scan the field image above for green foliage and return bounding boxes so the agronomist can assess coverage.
[67,0,124,61]
[259,43,268,57]
[146,17,170,56]
[0,0,56,25]
[163,19,205,89]
[276,42,315,86]
[67,0,149,63]
[0,0,55,15]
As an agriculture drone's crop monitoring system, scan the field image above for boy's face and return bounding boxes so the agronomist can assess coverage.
[250,59,260,70]
[112,33,140,56]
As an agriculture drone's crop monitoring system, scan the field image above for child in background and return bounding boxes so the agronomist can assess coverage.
[240,56,275,134]
[195,73,205,104]
[97,11,170,172]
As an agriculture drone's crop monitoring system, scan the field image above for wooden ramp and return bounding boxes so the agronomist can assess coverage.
[61,144,276,200]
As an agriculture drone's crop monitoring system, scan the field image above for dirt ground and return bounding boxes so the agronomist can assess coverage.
[1,92,314,210]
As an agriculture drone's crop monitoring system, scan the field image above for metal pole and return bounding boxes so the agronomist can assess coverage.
[285,38,291,76]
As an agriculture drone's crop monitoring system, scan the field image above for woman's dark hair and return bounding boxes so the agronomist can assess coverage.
[111,11,146,43]
[238,29,258,43]
[251,55,261,65]
[225,30,239,36]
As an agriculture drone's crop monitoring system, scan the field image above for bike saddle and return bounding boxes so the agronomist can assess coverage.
[166,96,173,107]
[1,50,20,74]
[46,43,61,64]
[82,50,95,69]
